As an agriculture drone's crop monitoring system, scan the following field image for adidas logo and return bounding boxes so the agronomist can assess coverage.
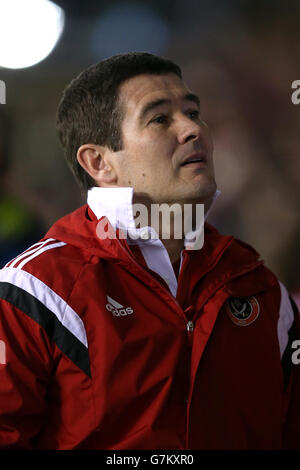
[106,295,134,317]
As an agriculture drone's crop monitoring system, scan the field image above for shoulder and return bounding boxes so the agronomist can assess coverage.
[1,236,91,299]
[0,236,90,370]
[204,222,297,309]
[205,223,300,358]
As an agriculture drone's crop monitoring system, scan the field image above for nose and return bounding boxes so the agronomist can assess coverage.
[176,115,204,145]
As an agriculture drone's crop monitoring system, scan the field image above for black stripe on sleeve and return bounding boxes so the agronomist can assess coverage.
[281,296,299,390]
[0,282,91,378]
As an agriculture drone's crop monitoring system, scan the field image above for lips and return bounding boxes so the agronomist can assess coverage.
[180,152,207,167]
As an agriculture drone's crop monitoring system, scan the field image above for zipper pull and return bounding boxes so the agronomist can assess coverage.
[187,320,194,332]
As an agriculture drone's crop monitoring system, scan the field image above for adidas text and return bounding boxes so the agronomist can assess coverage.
[106,304,133,317]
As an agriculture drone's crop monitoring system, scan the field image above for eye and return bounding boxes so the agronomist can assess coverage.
[150,115,168,125]
[187,109,200,120]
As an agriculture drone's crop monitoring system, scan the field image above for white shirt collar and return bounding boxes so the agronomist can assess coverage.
[88,187,136,231]
[87,186,221,248]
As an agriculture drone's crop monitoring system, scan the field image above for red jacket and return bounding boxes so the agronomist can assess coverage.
[0,205,299,449]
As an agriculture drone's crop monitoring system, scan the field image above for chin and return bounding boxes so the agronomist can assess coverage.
[157,179,217,205]
[201,180,218,200]
[182,179,217,204]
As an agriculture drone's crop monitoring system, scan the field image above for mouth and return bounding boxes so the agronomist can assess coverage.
[180,152,208,169]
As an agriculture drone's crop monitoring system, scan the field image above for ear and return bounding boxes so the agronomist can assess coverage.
[77,144,117,186]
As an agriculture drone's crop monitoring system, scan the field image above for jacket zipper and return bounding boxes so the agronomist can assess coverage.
[120,243,198,450]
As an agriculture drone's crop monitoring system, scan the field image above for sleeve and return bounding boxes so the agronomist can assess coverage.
[0,297,53,449]
[281,292,300,449]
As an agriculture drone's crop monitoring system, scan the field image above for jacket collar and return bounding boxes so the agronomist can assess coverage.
[44,202,263,297]
[45,188,261,281]
[87,186,221,250]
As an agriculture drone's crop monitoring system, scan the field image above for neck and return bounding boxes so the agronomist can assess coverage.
[160,238,184,264]
[132,191,208,263]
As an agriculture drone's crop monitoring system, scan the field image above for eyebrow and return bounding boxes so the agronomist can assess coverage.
[139,93,200,122]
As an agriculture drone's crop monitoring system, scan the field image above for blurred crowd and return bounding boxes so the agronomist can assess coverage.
[0,109,45,266]
[0,0,299,304]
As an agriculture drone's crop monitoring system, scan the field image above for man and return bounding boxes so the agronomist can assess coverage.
[0,52,299,450]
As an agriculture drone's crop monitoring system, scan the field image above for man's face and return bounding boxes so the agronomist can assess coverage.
[106,73,216,205]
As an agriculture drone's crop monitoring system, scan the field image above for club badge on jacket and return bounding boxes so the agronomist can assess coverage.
[226,296,260,326]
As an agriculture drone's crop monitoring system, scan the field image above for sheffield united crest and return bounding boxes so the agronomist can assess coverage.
[226,296,260,326]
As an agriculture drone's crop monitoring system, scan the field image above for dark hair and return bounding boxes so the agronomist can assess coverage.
[56,52,182,192]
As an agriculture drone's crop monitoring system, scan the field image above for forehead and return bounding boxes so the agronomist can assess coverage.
[118,73,191,115]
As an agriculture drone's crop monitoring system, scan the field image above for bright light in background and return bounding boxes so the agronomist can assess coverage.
[90,2,170,60]
[0,0,65,69]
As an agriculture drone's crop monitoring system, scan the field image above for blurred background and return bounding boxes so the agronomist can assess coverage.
[0,0,299,304]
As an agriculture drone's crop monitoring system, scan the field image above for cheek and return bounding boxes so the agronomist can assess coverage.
[122,130,176,176]
[126,139,160,168]
[201,121,214,152]
[145,134,176,167]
